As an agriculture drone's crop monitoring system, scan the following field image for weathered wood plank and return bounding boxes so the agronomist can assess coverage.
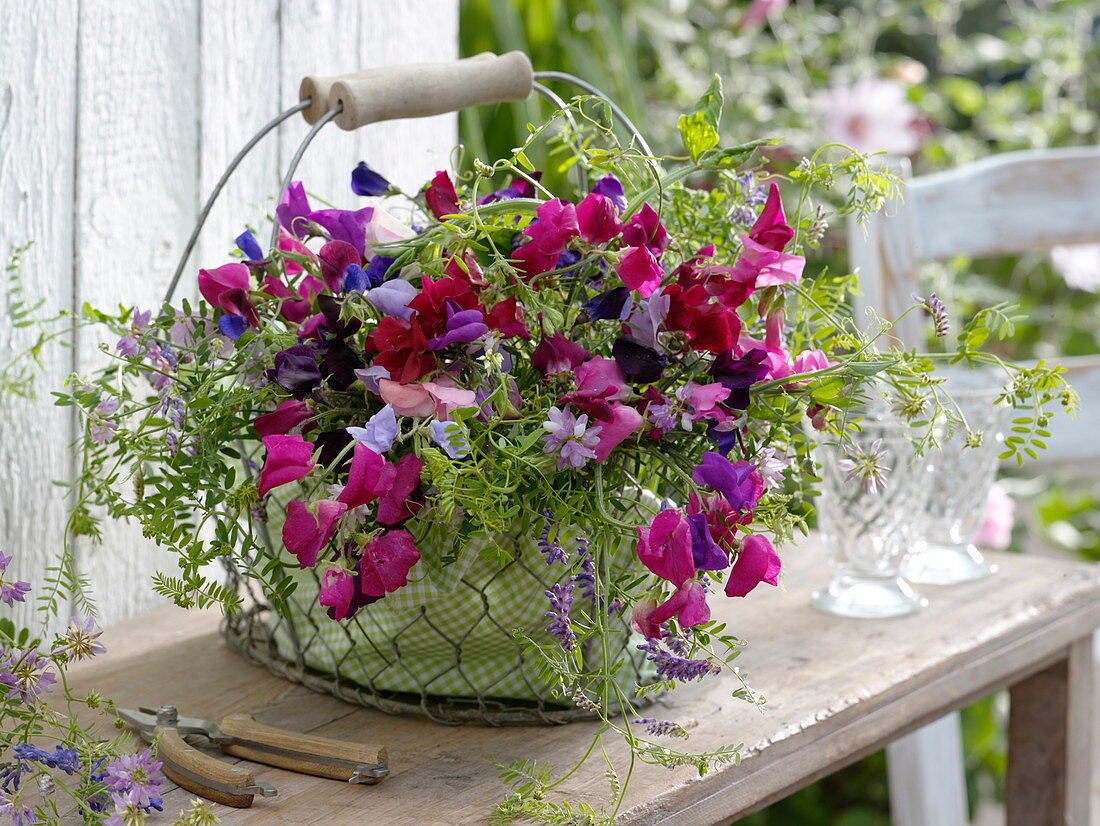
[0,2,79,631]
[67,541,1100,824]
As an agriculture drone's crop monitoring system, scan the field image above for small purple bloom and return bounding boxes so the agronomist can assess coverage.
[707,421,738,456]
[571,537,598,607]
[637,639,721,682]
[633,718,688,738]
[217,314,248,340]
[556,249,582,269]
[710,348,770,409]
[582,286,631,321]
[430,420,470,459]
[343,264,371,293]
[346,405,398,454]
[308,206,375,257]
[592,174,627,213]
[427,303,488,350]
[267,344,321,396]
[612,336,665,384]
[540,406,602,470]
[353,365,391,395]
[116,336,140,357]
[0,551,31,607]
[236,229,265,262]
[89,397,120,444]
[538,511,568,565]
[101,749,163,811]
[364,279,417,319]
[0,649,57,704]
[692,452,762,512]
[54,616,106,661]
[365,255,396,286]
[276,181,313,239]
[351,161,390,197]
[544,582,576,650]
[0,791,34,825]
[686,512,729,571]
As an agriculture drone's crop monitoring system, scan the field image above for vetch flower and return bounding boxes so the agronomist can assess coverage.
[346,405,399,454]
[54,617,105,660]
[837,438,890,494]
[540,406,602,470]
[257,434,315,497]
[634,718,690,738]
[637,638,721,682]
[351,161,390,196]
[101,749,163,811]
[635,509,695,588]
[282,499,348,567]
[0,789,35,825]
[359,530,420,596]
[253,399,314,437]
[913,292,949,337]
[725,534,781,597]
[0,649,57,704]
[0,551,31,607]
[89,397,120,444]
[537,512,569,566]
[544,582,577,650]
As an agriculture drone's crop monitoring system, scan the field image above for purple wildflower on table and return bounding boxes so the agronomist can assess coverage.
[0,649,57,704]
[101,749,163,811]
[637,639,721,682]
[54,617,106,661]
[541,406,602,470]
[633,718,690,738]
[544,582,576,651]
[0,552,31,607]
[12,745,79,775]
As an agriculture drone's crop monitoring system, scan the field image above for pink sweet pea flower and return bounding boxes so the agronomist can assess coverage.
[378,379,478,419]
[337,443,391,509]
[617,245,664,298]
[276,231,314,276]
[319,566,357,621]
[736,334,793,381]
[522,198,580,256]
[731,236,805,288]
[622,203,669,255]
[635,509,695,588]
[739,0,790,28]
[257,434,315,497]
[260,275,312,324]
[282,498,348,567]
[197,263,258,325]
[318,240,361,292]
[532,333,590,375]
[561,357,629,421]
[791,349,838,377]
[592,403,643,461]
[747,183,795,252]
[360,529,420,596]
[424,171,461,220]
[576,192,625,245]
[973,482,1015,550]
[680,382,731,424]
[630,597,663,639]
[376,454,424,526]
[648,581,711,629]
[253,400,315,437]
[724,534,781,597]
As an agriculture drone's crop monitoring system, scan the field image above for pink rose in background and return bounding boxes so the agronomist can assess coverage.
[819,77,925,156]
[973,482,1016,550]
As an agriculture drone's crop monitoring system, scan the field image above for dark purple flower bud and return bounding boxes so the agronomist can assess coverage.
[350,161,390,196]
[686,512,729,570]
[313,428,355,473]
[710,348,770,409]
[532,333,591,376]
[217,315,248,340]
[365,255,396,286]
[317,294,362,338]
[582,286,631,320]
[612,336,666,384]
[343,264,370,293]
[707,422,738,456]
[592,174,627,213]
[268,344,321,395]
[236,229,264,263]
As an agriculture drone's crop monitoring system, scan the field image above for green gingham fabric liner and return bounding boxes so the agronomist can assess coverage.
[268,526,652,702]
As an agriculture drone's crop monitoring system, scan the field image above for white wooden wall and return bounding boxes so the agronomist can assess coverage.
[0,0,458,629]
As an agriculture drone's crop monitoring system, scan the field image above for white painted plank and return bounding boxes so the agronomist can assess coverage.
[73,0,202,627]
[0,3,79,631]
[886,713,969,826]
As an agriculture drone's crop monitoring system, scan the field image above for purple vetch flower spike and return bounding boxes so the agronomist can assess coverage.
[544,582,577,651]
[637,639,720,682]
[633,718,689,738]
[913,292,950,337]
[88,397,120,445]
[540,406,602,470]
[537,511,569,565]
[0,551,31,607]
[351,161,391,197]
[571,537,598,607]
[0,791,34,825]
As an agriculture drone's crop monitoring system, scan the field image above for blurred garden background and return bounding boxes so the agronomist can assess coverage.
[457,1,1099,823]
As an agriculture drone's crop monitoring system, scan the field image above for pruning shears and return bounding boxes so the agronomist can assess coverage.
[118,705,388,808]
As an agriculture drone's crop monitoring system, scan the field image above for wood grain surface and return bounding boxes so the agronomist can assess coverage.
[156,726,262,808]
[67,538,1100,825]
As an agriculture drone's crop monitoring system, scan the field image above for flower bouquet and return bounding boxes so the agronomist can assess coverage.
[58,80,1071,817]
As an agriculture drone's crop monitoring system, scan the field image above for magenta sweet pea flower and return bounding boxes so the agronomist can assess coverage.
[747,183,795,252]
[622,203,669,255]
[691,452,764,512]
[592,403,643,462]
[731,236,805,288]
[376,454,424,526]
[198,263,255,319]
[318,240,361,293]
[630,597,663,639]
[319,566,358,621]
[648,581,711,628]
[360,529,420,597]
[523,198,580,255]
[531,332,591,376]
[724,534,781,597]
[635,509,695,588]
[617,245,663,298]
[337,443,391,509]
[257,434,316,497]
[276,181,313,238]
[424,170,461,220]
[792,349,839,376]
[282,498,348,567]
[680,382,731,424]
[253,400,314,437]
[562,356,629,421]
[576,192,625,244]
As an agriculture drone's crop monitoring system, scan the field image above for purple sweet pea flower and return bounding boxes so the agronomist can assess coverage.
[217,315,248,340]
[236,229,264,262]
[276,181,313,238]
[351,162,390,197]
[365,255,396,286]
[686,512,729,571]
[267,344,321,396]
[346,405,398,454]
[692,452,763,512]
[710,348,770,409]
[308,207,375,257]
[364,279,417,319]
[582,286,631,320]
[612,336,666,384]
[427,302,488,350]
[343,264,371,293]
[430,420,471,459]
[592,174,627,213]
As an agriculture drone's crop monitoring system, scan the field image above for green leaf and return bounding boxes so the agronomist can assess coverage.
[698,138,781,170]
[678,75,724,161]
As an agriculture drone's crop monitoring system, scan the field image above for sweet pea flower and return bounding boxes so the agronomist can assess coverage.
[974,482,1016,550]
[282,499,348,567]
[820,77,924,156]
[486,296,529,340]
[612,337,666,385]
[257,434,315,497]
[576,192,625,244]
[366,316,436,383]
[276,231,314,276]
[318,240,360,293]
[360,529,421,597]
[685,512,729,570]
[346,405,399,454]
[532,332,591,376]
[253,399,314,437]
[427,302,489,350]
[236,229,264,263]
[430,420,471,459]
[679,382,731,425]
[268,344,322,396]
[635,509,695,588]
[630,597,663,639]
[710,348,771,409]
[592,403,643,461]
[724,534,781,597]
[692,452,764,512]
[424,170,461,220]
[562,356,630,421]
[617,245,663,298]
[378,379,477,420]
[622,203,669,255]
[337,443,390,509]
[747,183,795,252]
[513,198,581,278]
[197,263,258,326]
[591,174,627,213]
[365,278,418,319]
[739,0,790,28]
[647,581,712,629]
[351,161,390,196]
[582,286,632,321]
[376,455,424,526]
[731,236,805,288]
[791,349,839,378]
[276,181,313,238]
[319,566,359,621]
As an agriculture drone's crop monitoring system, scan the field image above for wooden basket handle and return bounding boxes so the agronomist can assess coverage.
[298,52,500,125]
[325,50,533,131]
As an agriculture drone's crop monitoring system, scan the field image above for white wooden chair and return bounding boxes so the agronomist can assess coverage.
[848,145,1100,826]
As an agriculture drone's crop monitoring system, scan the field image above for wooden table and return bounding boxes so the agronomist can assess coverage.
[70,540,1100,825]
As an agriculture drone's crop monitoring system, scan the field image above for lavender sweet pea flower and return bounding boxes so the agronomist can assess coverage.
[353,365,391,394]
[365,255,396,286]
[686,512,729,571]
[430,420,471,459]
[612,337,666,384]
[276,181,313,238]
[592,174,627,213]
[364,279,417,319]
[692,452,763,512]
[236,229,264,262]
[217,315,248,341]
[309,207,375,256]
[428,304,488,350]
[346,405,398,454]
[351,162,390,196]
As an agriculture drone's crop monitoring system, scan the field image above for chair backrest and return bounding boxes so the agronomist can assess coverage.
[848,146,1100,467]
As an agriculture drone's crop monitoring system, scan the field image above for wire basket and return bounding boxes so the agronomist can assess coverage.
[167,54,661,725]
